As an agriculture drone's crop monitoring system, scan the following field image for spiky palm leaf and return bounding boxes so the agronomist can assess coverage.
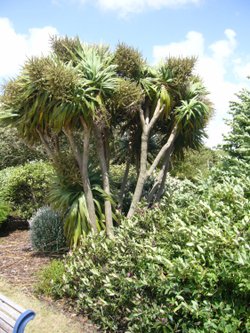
[49,170,105,247]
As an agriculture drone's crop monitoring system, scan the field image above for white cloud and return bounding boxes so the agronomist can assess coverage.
[57,0,201,16]
[153,29,249,147]
[0,17,58,82]
[209,29,237,61]
[97,0,200,14]
[234,61,250,81]
[154,31,204,59]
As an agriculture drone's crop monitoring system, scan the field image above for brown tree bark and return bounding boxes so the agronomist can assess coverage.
[147,144,174,204]
[127,101,165,218]
[127,117,178,218]
[63,123,98,233]
[94,125,114,238]
[118,156,131,210]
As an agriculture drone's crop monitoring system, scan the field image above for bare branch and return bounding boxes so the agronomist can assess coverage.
[36,128,55,162]
[63,127,82,168]
[148,99,164,131]
[139,108,146,132]
[147,124,178,178]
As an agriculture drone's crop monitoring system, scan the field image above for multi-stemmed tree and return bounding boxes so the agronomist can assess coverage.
[0,37,212,243]
[112,45,212,216]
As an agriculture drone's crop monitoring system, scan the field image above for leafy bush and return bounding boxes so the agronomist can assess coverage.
[35,260,65,298]
[171,147,223,181]
[58,162,250,332]
[0,127,46,170]
[0,201,10,228]
[0,161,54,219]
[30,206,66,253]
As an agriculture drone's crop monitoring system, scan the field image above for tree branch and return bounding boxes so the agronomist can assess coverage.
[63,127,82,168]
[148,99,164,132]
[139,108,146,132]
[36,128,56,162]
[147,123,178,178]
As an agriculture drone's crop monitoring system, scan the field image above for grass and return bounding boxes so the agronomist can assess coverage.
[0,278,83,333]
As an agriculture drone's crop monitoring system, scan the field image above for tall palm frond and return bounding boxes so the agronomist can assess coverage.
[49,168,105,247]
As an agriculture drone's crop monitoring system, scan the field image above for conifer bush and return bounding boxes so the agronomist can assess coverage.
[30,206,66,253]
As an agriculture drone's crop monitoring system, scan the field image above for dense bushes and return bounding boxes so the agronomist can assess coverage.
[0,162,54,219]
[56,162,250,332]
[170,147,223,181]
[30,206,66,252]
[0,127,46,170]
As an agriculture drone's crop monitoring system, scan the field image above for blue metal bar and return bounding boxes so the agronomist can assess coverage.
[13,310,36,333]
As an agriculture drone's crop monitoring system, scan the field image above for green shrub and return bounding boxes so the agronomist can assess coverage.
[0,201,10,228]
[0,161,54,219]
[0,127,46,170]
[58,162,250,332]
[30,206,66,253]
[35,260,65,298]
[170,147,223,181]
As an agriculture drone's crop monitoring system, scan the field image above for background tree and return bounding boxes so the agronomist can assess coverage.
[223,88,250,161]
[170,147,223,181]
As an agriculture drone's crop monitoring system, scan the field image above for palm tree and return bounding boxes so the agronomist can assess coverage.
[127,60,212,216]
[1,38,119,239]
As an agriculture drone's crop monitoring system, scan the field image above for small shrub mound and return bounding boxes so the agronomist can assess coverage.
[0,201,10,228]
[30,206,66,253]
[35,260,65,298]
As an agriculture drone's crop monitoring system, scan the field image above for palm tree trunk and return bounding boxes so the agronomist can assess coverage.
[64,124,98,233]
[118,156,131,210]
[127,101,165,218]
[147,145,174,204]
[81,126,98,232]
[127,130,148,218]
[94,126,114,238]
[155,147,173,202]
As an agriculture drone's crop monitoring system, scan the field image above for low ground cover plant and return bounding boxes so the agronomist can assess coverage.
[35,260,65,298]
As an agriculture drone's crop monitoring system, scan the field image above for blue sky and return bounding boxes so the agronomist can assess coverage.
[1,0,250,146]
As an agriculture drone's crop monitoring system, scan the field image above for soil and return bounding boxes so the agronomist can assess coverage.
[0,217,99,332]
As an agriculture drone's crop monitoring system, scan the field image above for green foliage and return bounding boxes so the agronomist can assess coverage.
[0,127,46,170]
[0,201,10,227]
[49,170,105,247]
[223,89,250,161]
[58,160,249,332]
[50,181,96,247]
[0,36,213,231]
[171,147,223,181]
[0,162,54,219]
[30,206,66,253]
[114,43,145,80]
[35,260,65,298]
